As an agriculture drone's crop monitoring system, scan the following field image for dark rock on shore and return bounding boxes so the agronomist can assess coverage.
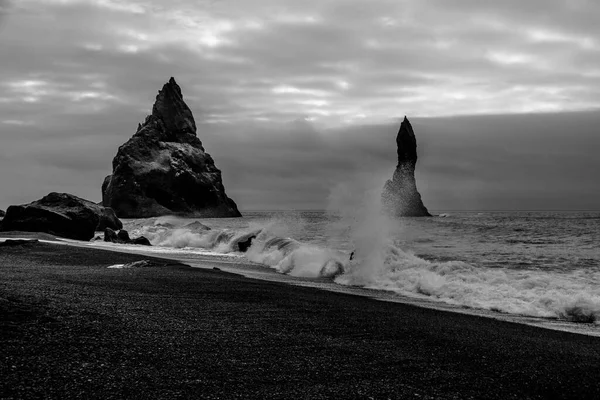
[102,77,241,218]
[104,228,119,243]
[0,193,122,241]
[131,236,152,246]
[96,207,122,231]
[0,210,5,218]
[117,230,131,242]
[382,117,431,217]
[104,228,151,246]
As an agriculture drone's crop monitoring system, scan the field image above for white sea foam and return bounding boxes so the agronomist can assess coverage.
[246,235,346,278]
[239,218,348,278]
[110,186,600,325]
[325,174,600,323]
[120,215,347,278]
[336,240,600,322]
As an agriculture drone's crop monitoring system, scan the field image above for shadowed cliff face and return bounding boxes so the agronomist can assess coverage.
[382,117,431,217]
[102,78,241,218]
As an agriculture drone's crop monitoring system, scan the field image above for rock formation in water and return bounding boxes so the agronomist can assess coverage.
[0,192,122,241]
[104,228,151,246]
[0,209,5,218]
[381,117,431,217]
[102,77,241,218]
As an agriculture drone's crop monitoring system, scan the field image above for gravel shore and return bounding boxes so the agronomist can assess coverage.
[2,241,600,399]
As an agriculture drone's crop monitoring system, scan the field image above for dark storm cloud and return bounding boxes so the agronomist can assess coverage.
[0,0,599,210]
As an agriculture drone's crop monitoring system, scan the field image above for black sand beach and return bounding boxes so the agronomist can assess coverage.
[2,241,600,399]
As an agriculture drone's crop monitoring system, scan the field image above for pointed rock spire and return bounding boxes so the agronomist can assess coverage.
[101,78,241,218]
[396,116,418,165]
[151,77,197,137]
[382,116,431,217]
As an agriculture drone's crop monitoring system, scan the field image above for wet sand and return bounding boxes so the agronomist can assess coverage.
[2,240,600,399]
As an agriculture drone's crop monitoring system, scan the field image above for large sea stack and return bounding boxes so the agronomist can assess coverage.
[102,78,241,218]
[382,117,431,217]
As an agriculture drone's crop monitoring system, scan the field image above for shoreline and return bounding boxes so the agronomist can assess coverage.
[2,238,600,398]
[5,233,599,338]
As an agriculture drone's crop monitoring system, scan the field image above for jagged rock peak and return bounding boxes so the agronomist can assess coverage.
[149,76,197,138]
[381,116,431,217]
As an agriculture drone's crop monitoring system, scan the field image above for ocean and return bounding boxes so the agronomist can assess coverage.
[91,208,600,330]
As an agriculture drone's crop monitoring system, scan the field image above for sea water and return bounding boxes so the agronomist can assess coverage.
[103,209,600,327]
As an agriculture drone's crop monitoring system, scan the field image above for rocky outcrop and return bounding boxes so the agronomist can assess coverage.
[104,228,119,243]
[0,193,123,241]
[382,117,431,217]
[0,210,5,218]
[132,237,151,246]
[96,207,123,231]
[104,228,151,246]
[102,77,241,218]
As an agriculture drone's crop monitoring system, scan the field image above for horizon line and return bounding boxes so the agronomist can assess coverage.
[238,209,600,213]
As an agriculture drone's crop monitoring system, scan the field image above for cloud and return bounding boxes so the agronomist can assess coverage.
[4,0,600,125]
[0,0,598,210]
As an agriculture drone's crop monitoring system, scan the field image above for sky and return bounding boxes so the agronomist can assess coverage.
[0,0,599,211]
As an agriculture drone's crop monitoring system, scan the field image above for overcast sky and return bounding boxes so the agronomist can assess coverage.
[1,0,599,211]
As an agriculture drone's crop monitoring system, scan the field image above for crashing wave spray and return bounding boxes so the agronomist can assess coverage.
[326,178,600,323]
[119,205,600,323]
[326,174,401,285]
[245,219,347,278]
[124,216,260,253]
[125,215,348,278]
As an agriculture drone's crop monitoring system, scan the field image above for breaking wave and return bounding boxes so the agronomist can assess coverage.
[245,235,346,278]
[324,177,600,324]
[118,180,600,324]
[336,240,600,323]
[124,216,348,279]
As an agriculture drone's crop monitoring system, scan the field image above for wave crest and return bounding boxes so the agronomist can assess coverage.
[337,240,600,323]
[124,216,348,278]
